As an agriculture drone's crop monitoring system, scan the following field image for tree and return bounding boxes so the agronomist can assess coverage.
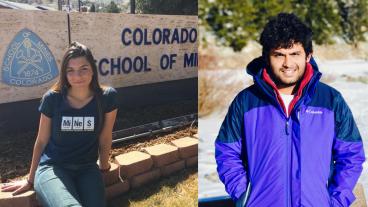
[204,0,257,51]
[202,0,293,51]
[252,0,293,31]
[336,0,368,47]
[200,0,368,51]
[90,3,96,12]
[292,0,341,45]
[105,1,121,13]
[136,0,197,15]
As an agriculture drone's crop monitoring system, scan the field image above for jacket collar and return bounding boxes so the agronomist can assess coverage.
[262,62,314,116]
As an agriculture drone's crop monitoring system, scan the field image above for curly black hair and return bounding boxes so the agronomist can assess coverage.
[260,13,313,59]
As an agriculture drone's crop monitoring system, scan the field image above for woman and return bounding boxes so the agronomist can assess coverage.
[1,42,118,207]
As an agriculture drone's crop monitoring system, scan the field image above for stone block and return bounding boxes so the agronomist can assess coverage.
[171,137,198,158]
[0,190,38,207]
[130,169,161,189]
[185,156,198,168]
[144,144,179,167]
[105,179,130,200]
[160,160,185,177]
[114,151,153,179]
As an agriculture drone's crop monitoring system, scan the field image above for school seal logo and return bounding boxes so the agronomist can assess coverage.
[1,28,59,87]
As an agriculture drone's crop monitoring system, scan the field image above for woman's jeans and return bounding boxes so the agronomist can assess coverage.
[34,163,106,207]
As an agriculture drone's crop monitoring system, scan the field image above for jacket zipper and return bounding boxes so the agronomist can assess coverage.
[255,71,318,207]
[285,119,290,207]
[297,109,300,120]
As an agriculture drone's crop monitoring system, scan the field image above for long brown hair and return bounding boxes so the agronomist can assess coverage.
[51,42,105,133]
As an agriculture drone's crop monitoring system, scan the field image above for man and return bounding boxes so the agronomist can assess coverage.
[215,13,365,207]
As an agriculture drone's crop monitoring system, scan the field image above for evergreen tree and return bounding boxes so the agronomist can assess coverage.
[292,0,341,44]
[202,0,293,51]
[204,0,257,51]
[252,0,293,31]
[336,0,368,47]
[200,0,368,51]
[90,3,96,12]
[105,1,121,13]
[136,0,197,15]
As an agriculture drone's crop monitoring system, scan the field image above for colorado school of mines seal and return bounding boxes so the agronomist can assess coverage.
[1,28,59,87]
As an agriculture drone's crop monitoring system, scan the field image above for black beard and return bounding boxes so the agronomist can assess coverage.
[267,69,303,92]
[274,78,299,88]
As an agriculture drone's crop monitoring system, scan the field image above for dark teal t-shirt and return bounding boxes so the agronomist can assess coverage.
[38,87,118,165]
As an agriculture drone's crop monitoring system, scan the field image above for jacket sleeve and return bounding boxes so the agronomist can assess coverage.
[215,93,248,201]
[329,93,365,207]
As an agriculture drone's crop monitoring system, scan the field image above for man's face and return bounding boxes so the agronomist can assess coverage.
[268,43,311,88]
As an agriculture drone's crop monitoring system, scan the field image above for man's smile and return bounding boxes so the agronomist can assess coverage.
[281,68,297,77]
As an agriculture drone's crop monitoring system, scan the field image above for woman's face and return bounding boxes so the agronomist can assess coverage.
[66,57,93,90]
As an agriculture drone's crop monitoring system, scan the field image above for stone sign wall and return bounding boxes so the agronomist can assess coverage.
[0,10,198,104]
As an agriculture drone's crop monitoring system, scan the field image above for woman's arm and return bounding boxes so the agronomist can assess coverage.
[98,109,118,170]
[1,113,51,195]
[28,114,52,185]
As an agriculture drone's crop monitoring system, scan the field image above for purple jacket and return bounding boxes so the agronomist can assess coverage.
[215,57,365,206]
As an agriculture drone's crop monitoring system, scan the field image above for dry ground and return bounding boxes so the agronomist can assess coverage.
[108,168,198,207]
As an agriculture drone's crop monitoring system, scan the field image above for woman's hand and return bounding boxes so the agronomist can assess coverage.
[1,179,33,196]
[99,163,111,173]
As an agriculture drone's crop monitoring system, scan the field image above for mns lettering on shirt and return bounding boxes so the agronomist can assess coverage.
[61,116,95,131]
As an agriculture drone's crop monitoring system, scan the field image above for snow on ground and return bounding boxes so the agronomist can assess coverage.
[199,59,368,200]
